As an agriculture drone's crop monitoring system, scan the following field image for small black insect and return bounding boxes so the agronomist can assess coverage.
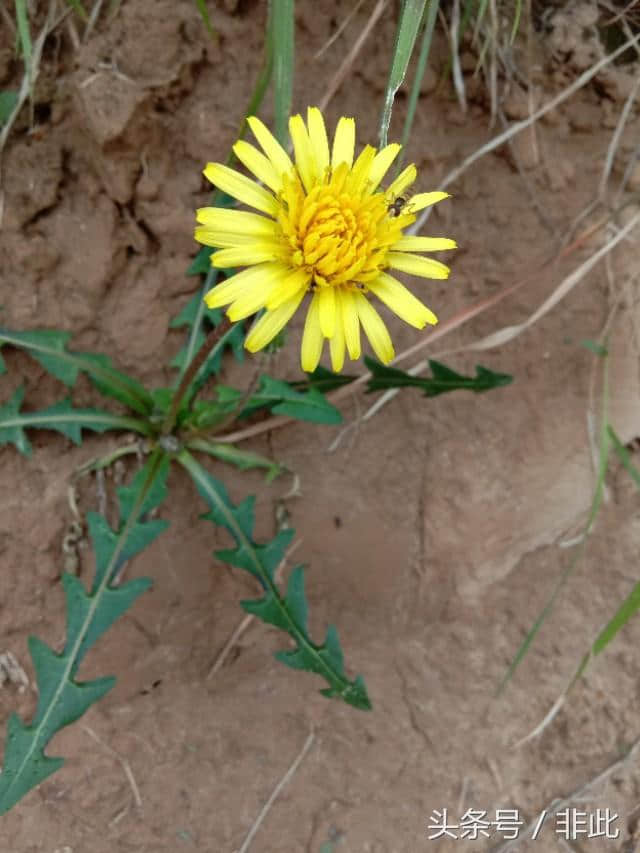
[387,195,408,217]
[333,515,342,528]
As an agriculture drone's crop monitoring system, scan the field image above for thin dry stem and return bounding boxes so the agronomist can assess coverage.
[318,0,387,112]
[234,731,316,853]
[490,736,640,852]
[313,0,368,59]
[411,28,640,234]
[82,725,143,809]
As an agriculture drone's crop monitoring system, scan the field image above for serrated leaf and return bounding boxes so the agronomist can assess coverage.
[365,356,513,397]
[0,328,75,384]
[222,375,343,425]
[0,452,169,815]
[179,450,370,710]
[0,328,153,415]
[0,389,151,456]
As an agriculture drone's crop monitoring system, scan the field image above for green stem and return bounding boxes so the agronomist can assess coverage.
[162,318,232,435]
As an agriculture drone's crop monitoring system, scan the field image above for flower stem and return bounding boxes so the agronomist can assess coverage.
[162,318,232,435]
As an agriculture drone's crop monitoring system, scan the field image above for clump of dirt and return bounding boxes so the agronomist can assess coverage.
[1,0,640,850]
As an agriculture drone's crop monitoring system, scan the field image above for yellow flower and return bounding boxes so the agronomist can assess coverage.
[195,107,455,373]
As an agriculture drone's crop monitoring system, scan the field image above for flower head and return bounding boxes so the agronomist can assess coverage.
[195,107,455,372]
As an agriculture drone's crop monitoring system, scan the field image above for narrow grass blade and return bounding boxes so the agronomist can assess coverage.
[379,0,428,147]
[396,0,439,175]
[14,0,32,64]
[497,355,611,694]
[193,0,214,37]
[269,0,294,145]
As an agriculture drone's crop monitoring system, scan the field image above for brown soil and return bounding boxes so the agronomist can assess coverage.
[2,1,640,851]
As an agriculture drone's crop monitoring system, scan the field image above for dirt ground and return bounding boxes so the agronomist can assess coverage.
[2,0,640,851]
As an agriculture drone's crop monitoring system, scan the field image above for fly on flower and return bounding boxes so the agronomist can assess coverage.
[194,107,456,373]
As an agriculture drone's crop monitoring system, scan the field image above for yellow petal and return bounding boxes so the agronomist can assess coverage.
[367,272,437,328]
[387,252,450,279]
[385,164,417,199]
[407,191,450,212]
[301,292,324,372]
[247,115,294,179]
[196,207,278,237]
[348,145,376,195]
[227,263,285,320]
[317,285,336,337]
[203,163,279,217]
[267,268,310,309]
[330,293,346,372]
[392,235,457,252]
[289,113,316,193]
[195,227,265,248]
[368,144,401,192]
[211,242,284,268]
[331,116,355,170]
[341,289,361,360]
[233,140,282,193]
[355,292,395,364]
[204,263,285,309]
[245,289,307,352]
[307,107,330,178]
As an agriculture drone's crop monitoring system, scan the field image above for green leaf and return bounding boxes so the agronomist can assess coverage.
[581,338,608,357]
[379,0,428,147]
[365,356,513,397]
[395,0,439,176]
[219,375,343,425]
[0,90,18,125]
[592,581,640,658]
[609,426,640,490]
[63,0,88,19]
[0,452,169,815]
[179,450,371,710]
[186,438,285,482]
[0,387,151,456]
[0,328,154,415]
[186,246,215,276]
[15,0,32,64]
[289,365,358,394]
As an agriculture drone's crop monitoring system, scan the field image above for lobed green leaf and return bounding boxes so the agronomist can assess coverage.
[0,387,151,455]
[0,453,169,814]
[0,327,154,415]
[179,450,371,710]
[365,356,513,396]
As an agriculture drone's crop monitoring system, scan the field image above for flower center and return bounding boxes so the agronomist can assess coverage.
[277,163,403,290]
